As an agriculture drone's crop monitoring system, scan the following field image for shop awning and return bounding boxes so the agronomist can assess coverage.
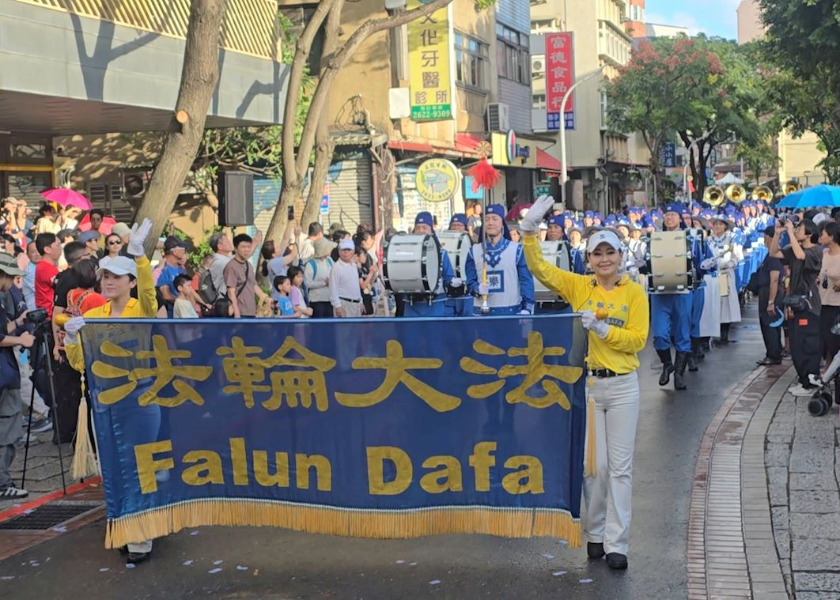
[388,135,483,158]
[537,148,565,173]
[454,133,482,156]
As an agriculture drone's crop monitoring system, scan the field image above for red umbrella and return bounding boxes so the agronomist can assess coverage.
[77,213,117,235]
[40,188,92,211]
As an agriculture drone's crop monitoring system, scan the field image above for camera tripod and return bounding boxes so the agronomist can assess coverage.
[20,321,66,494]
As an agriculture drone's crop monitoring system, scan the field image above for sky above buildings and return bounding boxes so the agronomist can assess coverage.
[645,0,740,40]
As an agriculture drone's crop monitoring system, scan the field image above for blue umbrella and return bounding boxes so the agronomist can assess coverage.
[777,184,840,209]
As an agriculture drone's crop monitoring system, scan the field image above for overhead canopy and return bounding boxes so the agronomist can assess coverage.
[717,172,745,185]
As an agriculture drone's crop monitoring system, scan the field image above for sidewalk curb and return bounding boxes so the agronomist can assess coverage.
[687,364,794,599]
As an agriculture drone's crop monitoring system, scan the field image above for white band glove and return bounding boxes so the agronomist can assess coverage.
[700,258,717,271]
[477,283,489,296]
[580,310,610,339]
[63,316,86,345]
[127,218,153,257]
[519,195,554,233]
[450,277,463,288]
[519,309,532,315]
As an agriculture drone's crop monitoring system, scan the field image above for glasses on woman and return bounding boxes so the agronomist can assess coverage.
[108,240,122,246]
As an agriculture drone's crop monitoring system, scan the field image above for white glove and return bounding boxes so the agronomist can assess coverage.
[580,310,610,339]
[63,316,86,345]
[519,195,555,233]
[450,277,463,288]
[477,283,489,296]
[127,218,153,257]
[700,258,718,271]
[519,309,532,315]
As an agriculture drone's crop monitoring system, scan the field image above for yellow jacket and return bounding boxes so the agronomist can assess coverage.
[66,256,158,371]
[523,235,649,373]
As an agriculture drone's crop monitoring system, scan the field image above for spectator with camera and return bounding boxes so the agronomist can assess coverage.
[0,252,35,499]
[771,218,823,396]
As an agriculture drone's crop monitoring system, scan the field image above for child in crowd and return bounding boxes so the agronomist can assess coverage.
[273,275,297,318]
[172,274,199,318]
[287,266,313,318]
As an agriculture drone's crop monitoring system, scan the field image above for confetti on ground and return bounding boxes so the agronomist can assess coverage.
[183,560,194,566]
[236,565,248,571]
[1,576,15,580]
[429,580,441,585]
[409,562,418,567]
[30,562,39,567]
[209,568,222,574]
[558,540,568,545]
[395,559,405,564]
[52,526,67,533]
[99,568,110,573]
[213,560,223,565]
[542,553,554,560]
[552,571,567,577]
[190,530,199,536]
[254,569,260,576]
[126,564,136,570]
[579,578,593,583]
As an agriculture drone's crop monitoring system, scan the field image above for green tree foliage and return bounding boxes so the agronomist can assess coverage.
[760,0,840,182]
[607,36,767,202]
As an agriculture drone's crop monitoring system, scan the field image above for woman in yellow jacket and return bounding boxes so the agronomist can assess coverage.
[64,219,159,565]
[520,197,649,571]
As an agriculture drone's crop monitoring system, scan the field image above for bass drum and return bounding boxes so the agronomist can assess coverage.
[437,231,472,279]
[534,240,572,303]
[382,234,440,295]
[647,230,693,294]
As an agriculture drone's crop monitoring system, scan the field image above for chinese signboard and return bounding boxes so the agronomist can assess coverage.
[82,317,587,549]
[661,142,676,168]
[416,158,460,202]
[545,33,576,131]
[408,0,455,121]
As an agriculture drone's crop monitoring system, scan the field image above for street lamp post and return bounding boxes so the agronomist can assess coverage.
[560,67,605,209]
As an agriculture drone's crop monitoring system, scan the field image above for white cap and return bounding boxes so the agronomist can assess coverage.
[586,230,623,253]
[97,256,138,278]
[813,212,829,227]
[338,239,355,251]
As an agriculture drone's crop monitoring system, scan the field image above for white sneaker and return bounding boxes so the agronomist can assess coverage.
[790,385,817,397]
[0,486,29,499]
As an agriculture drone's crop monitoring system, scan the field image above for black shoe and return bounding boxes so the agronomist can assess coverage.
[587,542,605,559]
[127,551,151,565]
[656,349,673,386]
[118,545,129,556]
[693,338,705,361]
[674,352,688,391]
[606,552,628,570]
[757,358,782,366]
[687,352,698,372]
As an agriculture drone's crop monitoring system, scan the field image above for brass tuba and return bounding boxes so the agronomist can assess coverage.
[751,185,773,203]
[704,185,725,207]
[725,184,747,205]
[784,180,802,195]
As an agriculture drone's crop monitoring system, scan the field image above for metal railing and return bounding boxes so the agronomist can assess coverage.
[14,0,279,60]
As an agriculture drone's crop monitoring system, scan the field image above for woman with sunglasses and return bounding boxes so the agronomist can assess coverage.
[104,233,124,259]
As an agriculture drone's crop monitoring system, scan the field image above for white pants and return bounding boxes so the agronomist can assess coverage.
[583,371,640,556]
[15,350,49,419]
[128,540,153,553]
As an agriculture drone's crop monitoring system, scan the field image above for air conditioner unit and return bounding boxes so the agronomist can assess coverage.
[486,103,510,132]
[531,57,545,73]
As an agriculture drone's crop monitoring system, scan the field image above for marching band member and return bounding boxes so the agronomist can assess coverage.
[465,204,534,315]
[402,212,456,318]
[444,214,473,316]
[704,216,743,344]
[520,195,649,571]
[448,213,468,232]
[651,204,693,390]
[545,215,585,274]
[687,220,713,369]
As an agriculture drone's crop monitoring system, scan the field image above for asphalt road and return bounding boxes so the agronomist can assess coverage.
[0,306,766,600]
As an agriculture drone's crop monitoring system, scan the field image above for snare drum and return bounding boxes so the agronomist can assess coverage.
[382,234,441,295]
[534,240,572,303]
[647,230,693,294]
[437,231,472,279]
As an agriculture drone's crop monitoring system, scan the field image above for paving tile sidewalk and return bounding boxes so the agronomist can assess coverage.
[766,377,840,598]
[1,434,73,506]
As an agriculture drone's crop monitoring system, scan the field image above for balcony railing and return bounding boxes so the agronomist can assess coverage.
[14,0,279,60]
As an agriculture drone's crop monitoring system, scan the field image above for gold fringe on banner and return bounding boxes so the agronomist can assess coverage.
[71,396,100,480]
[104,500,581,549]
[584,376,597,477]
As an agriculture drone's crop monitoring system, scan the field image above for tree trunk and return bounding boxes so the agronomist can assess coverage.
[301,131,334,231]
[134,0,227,257]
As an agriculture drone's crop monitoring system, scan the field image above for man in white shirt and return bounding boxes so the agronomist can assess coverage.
[329,239,362,317]
[298,222,324,263]
[207,232,233,300]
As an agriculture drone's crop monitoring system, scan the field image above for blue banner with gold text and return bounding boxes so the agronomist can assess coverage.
[80,316,587,548]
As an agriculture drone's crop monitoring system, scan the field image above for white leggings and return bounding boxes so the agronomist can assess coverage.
[583,371,640,556]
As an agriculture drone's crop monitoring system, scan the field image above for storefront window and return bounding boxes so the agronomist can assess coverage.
[496,24,530,85]
[455,32,489,90]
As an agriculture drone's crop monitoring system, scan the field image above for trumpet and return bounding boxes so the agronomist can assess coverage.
[751,185,773,203]
[704,185,725,208]
[784,180,802,195]
[725,184,747,205]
